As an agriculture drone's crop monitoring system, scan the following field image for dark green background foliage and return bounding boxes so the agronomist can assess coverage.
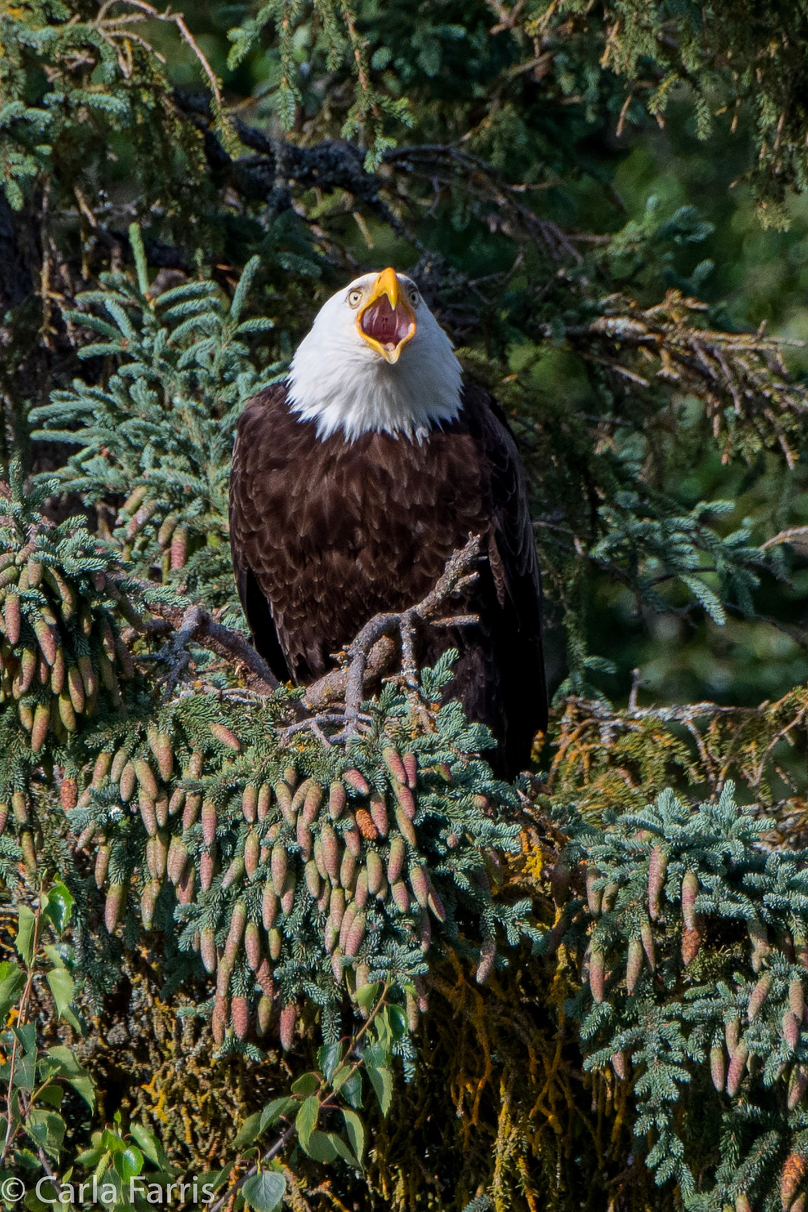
[2,1,808,1210]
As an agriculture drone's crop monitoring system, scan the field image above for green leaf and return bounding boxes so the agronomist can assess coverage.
[112,1145,143,1181]
[47,1046,95,1110]
[0,960,22,984]
[354,981,381,1012]
[42,883,73,934]
[130,1122,173,1170]
[0,965,25,1019]
[206,1162,234,1193]
[41,945,65,968]
[14,1023,37,1055]
[291,1071,319,1096]
[28,1176,60,1208]
[372,1011,392,1050]
[102,1126,126,1153]
[46,967,74,1018]
[241,1170,286,1211]
[327,1132,359,1168]
[303,1130,337,1163]
[259,1097,296,1131]
[36,1084,63,1109]
[364,1040,391,1066]
[25,1109,65,1155]
[16,906,36,966]
[61,1005,82,1032]
[14,1052,36,1094]
[364,1059,393,1116]
[37,1056,60,1081]
[373,1008,407,1050]
[234,1111,262,1148]
[340,1071,363,1110]
[295,1096,319,1149]
[384,1005,408,1042]
[331,1063,351,1093]
[342,1109,365,1162]
[318,1041,343,1081]
[75,1140,104,1167]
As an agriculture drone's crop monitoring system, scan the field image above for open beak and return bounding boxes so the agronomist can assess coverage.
[357,268,416,364]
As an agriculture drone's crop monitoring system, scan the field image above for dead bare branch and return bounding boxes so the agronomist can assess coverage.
[128,592,281,695]
[337,534,483,736]
[104,0,225,115]
[761,526,808,554]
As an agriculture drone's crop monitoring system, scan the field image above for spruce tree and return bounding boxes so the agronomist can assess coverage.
[1,2,808,1209]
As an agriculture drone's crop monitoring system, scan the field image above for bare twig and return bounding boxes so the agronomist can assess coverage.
[280,711,373,743]
[153,604,207,697]
[337,534,482,736]
[128,591,280,695]
[760,526,808,553]
[106,0,225,116]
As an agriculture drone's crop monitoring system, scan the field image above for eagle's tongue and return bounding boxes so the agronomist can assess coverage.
[361,296,409,349]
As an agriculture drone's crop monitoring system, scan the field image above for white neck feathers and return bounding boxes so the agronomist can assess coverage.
[286,285,463,442]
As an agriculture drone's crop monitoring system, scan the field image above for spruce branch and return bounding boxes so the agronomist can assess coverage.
[541,291,808,464]
[96,0,238,153]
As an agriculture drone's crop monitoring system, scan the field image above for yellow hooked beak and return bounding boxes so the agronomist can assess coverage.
[356,267,417,364]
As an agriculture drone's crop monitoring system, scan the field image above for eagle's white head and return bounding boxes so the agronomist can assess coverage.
[287,268,463,442]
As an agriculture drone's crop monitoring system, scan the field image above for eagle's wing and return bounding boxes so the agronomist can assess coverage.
[229,385,292,683]
[462,384,548,769]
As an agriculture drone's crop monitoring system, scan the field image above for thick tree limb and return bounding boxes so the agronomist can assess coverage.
[302,636,397,712]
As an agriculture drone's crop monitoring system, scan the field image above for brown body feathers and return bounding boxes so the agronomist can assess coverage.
[229,383,546,777]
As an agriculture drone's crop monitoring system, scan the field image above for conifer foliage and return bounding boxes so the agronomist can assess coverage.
[568,785,808,1210]
[31,234,279,611]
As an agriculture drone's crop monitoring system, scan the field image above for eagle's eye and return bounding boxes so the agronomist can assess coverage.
[347,289,363,308]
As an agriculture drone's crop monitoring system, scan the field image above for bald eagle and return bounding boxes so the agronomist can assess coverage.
[229,268,547,777]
